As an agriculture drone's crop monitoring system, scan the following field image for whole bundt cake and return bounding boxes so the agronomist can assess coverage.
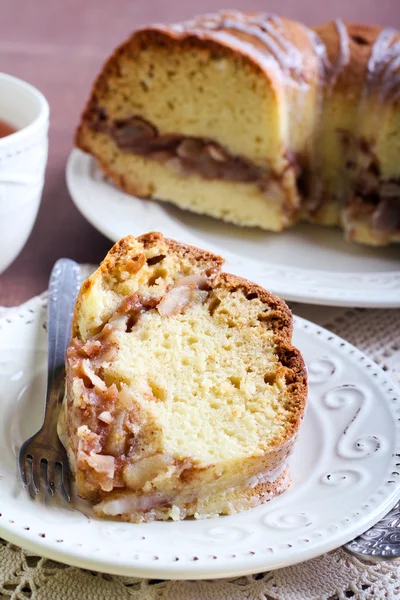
[59,232,307,522]
[76,12,400,246]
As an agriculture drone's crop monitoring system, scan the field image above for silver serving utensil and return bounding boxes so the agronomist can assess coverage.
[344,499,400,561]
[18,258,81,501]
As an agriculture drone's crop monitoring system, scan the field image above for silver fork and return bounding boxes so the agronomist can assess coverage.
[18,258,81,501]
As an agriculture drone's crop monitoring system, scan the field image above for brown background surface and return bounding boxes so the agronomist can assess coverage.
[1,0,399,306]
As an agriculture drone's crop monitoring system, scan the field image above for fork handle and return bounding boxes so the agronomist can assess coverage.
[45,259,81,415]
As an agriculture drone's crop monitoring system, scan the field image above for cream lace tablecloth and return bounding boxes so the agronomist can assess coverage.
[0,296,399,600]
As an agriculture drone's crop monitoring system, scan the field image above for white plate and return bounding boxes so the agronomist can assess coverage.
[67,149,400,308]
[1,293,400,579]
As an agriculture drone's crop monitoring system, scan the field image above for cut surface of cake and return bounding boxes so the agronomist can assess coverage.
[59,232,307,523]
[76,11,400,246]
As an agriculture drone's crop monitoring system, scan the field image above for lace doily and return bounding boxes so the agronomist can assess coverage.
[0,295,399,600]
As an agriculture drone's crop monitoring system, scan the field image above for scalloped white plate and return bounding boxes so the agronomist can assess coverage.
[1,293,400,578]
[66,149,400,308]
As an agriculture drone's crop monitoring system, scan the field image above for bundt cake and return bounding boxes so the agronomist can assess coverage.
[58,232,307,522]
[75,12,400,246]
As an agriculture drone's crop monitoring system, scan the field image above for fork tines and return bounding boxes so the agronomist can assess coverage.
[18,448,71,502]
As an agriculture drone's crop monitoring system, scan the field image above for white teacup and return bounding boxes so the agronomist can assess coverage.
[0,73,49,275]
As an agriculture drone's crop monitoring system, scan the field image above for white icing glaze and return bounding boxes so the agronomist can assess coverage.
[366,28,396,89]
[379,41,400,101]
[325,19,350,90]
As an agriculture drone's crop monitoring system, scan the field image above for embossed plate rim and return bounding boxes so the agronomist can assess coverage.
[66,149,400,309]
[0,292,399,579]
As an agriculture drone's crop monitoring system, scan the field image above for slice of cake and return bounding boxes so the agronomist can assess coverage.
[59,232,307,522]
